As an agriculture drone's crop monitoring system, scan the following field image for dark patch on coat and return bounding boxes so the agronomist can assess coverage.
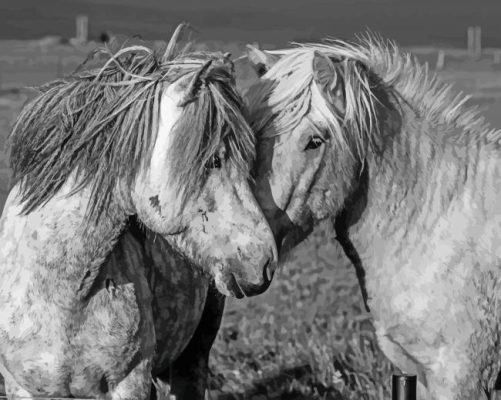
[149,195,161,214]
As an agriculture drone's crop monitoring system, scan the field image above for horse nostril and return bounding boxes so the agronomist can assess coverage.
[263,258,274,282]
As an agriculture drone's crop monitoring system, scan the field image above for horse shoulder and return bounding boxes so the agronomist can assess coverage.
[0,179,127,342]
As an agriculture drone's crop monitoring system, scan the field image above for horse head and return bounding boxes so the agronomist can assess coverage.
[245,43,388,257]
[9,35,279,299]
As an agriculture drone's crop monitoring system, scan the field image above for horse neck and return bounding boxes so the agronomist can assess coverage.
[349,100,492,251]
[7,177,128,281]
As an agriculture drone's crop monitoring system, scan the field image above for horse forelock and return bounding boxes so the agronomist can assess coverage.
[167,60,256,200]
[247,52,315,140]
[248,33,501,166]
[299,35,501,147]
[247,47,381,162]
[8,35,246,222]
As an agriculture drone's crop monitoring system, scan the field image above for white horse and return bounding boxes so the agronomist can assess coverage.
[245,36,501,399]
[0,25,277,400]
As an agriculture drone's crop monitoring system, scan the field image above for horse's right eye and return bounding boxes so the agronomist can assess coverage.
[305,136,325,151]
[209,154,222,169]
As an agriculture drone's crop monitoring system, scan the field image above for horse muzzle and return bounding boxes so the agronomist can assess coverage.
[213,257,275,298]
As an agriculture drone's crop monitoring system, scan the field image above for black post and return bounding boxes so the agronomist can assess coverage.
[392,374,417,400]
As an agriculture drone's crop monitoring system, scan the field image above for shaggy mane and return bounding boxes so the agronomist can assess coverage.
[247,33,501,161]
[9,28,254,221]
[246,39,385,162]
[300,34,500,142]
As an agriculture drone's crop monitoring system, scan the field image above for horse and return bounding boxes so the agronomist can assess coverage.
[0,25,278,400]
[0,216,224,400]
[99,215,226,400]
[244,36,501,400]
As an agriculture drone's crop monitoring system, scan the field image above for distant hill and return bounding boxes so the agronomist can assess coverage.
[1,0,501,48]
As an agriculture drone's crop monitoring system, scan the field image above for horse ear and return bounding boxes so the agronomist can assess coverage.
[163,22,190,62]
[312,51,340,94]
[312,51,347,112]
[178,60,213,106]
[246,44,280,77]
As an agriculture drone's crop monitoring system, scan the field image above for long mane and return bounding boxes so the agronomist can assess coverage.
[247,34,501,161]
[300,34,500,142]
[245,39,388,162]
[9,30,254,221]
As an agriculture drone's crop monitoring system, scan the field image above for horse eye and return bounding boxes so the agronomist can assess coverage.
[305,136,325,151]
[209,154,222,169]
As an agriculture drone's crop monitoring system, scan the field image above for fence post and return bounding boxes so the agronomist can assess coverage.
[392,374,417,400]
[76,14,89,44]
[467,26,475,53]
[494,51,501,64]
[474,26,482,57]
[436,50,445,70]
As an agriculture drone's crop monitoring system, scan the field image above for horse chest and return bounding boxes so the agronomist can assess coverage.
[151,277,209,368]
[0,186,129,395]
[144,235,210,368]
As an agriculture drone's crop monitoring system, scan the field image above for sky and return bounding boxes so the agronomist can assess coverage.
[0,0,500,47]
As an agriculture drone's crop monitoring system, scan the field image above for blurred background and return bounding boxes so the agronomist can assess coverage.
[1,0,501,46]
[0,1,500,399]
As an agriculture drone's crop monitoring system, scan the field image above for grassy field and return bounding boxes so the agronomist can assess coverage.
[1,39,501,399]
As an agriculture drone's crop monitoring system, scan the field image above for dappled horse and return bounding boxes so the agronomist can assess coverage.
[0,215,225,400]
[245,37,501,399]
[0,26,278,400]
[101,216,226,400]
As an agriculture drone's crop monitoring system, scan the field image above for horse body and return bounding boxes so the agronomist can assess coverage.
[245,38,501,399]
[143,233,209,371]
[0,185,211,398]
[0,181,142,398]
[94,217,223,400]
[350,111,501,399]
[103,218,216,398]
[0,27,277,400]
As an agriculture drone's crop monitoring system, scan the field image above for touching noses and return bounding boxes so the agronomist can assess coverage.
[228,213,278,297]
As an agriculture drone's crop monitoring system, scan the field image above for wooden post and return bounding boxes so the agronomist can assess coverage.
[467,26,475,53]
[76,14,88,44]
[494,51,501,64]
[436,50,445,70]
[474,26,482,56]
[392,374,417,400]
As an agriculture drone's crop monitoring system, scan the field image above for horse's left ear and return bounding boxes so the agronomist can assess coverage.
[179,60,213,106]
[312,51,339,93]
[313,52,372,111]
[312,51,347,112]
[246,44,280,77]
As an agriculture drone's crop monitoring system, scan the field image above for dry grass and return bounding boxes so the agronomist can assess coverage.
[207,225,394,400]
